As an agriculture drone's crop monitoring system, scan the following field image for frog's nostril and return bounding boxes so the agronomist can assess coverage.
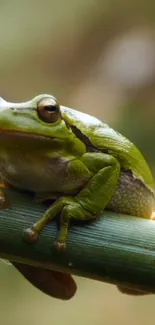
[10,107,17,113]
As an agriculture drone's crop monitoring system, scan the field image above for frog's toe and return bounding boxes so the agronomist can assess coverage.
[23,227,39,243]
[53,240,67,251]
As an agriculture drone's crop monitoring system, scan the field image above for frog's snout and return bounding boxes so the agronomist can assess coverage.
[10,107,18,114]
[0,98,8,113]
[0,97,6,105]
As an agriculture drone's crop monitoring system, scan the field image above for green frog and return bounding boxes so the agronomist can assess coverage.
[0,94,154,297]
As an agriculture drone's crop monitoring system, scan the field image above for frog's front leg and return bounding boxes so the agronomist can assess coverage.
[24,153,120,250]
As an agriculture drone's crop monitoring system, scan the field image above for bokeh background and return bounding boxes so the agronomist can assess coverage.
[0,0,155,324]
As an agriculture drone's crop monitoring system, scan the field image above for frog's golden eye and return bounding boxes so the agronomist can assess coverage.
[37,97,61,123]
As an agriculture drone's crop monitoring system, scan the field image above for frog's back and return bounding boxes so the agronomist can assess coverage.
[62,106,155,194]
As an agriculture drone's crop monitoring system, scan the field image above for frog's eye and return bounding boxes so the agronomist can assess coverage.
[37,97,61,123]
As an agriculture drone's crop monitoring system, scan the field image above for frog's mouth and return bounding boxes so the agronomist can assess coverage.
[0,129,55,141]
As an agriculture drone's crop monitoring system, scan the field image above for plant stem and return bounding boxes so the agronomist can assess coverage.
[0,188,155,293]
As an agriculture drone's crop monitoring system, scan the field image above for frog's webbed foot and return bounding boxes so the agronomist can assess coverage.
[53,240,67,252]
[23,226,39,243]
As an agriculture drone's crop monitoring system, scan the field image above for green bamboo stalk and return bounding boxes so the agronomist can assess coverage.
[0,188,155,293]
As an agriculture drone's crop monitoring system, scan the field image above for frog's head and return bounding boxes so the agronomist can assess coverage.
[0,94,72,140]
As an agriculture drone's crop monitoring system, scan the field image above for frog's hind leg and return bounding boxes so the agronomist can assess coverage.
[24,153,120,251]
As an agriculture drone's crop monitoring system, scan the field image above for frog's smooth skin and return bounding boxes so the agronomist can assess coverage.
[0,94,154,297]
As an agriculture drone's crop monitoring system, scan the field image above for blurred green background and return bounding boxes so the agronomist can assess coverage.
[1,0,155,324]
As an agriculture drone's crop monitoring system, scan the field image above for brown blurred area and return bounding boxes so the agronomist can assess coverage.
[1,0,155,324]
